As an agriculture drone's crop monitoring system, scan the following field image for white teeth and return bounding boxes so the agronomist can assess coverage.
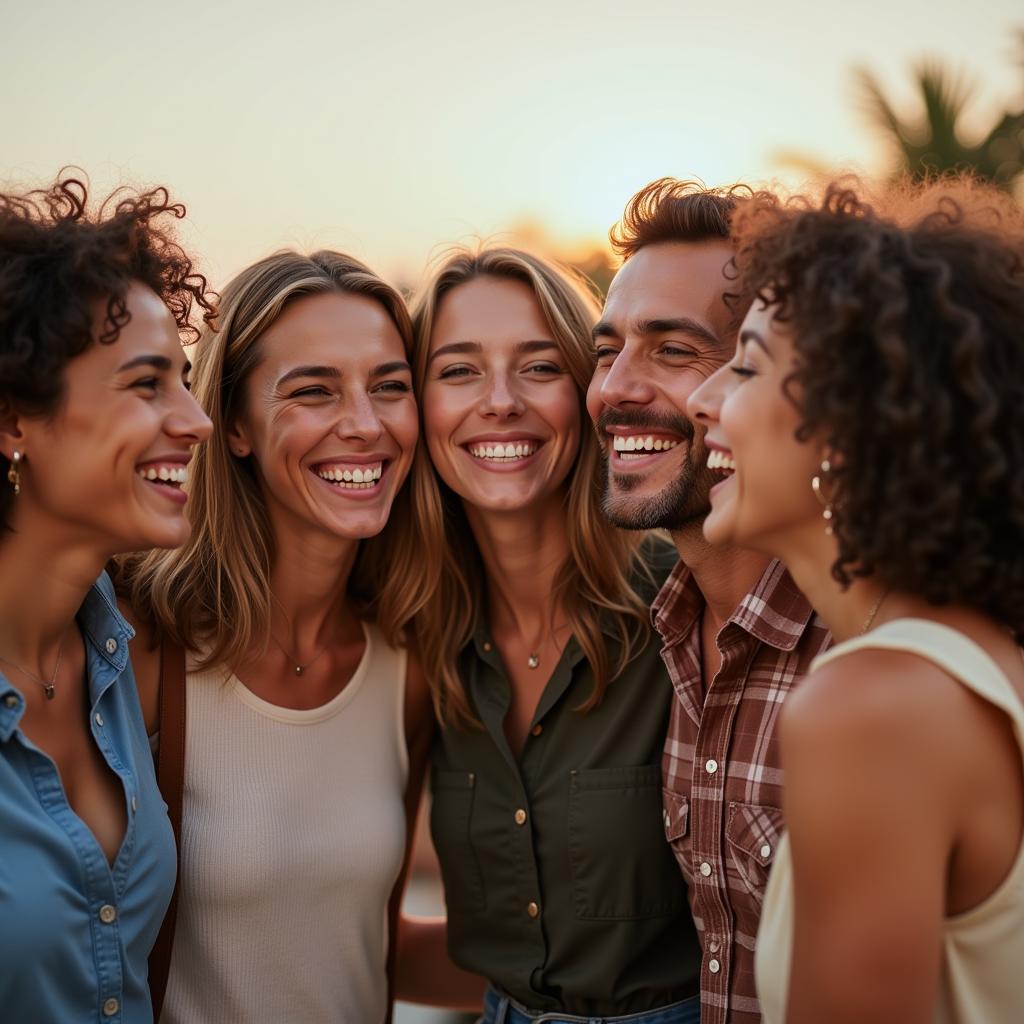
[612,435,680,453]
[138,465,188,484]
[707,451,736,471]
[316,462,383,488]
[469,442,537,462]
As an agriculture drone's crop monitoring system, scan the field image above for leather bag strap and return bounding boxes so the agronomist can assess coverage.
[148,640,186,1021]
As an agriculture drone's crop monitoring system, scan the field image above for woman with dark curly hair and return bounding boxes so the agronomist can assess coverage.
[0,175,212,1022]
[687,178,1024,1024]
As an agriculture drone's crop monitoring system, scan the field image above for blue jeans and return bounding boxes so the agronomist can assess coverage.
[480,986,701,1024]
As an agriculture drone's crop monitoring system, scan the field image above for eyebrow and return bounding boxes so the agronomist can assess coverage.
[593,317,721,348]
[739,329,771,355]
[117,354,175,373]
[275,364,341,387]
[429,339,558,363]
[369,360,412,378]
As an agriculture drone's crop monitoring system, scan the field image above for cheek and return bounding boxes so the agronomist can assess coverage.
[384,401,420,456]
[420,385,459,451]
[585,368,607,422]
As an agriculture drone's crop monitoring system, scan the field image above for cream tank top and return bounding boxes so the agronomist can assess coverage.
[161,620,408,1024]
[755,619,1024,1024]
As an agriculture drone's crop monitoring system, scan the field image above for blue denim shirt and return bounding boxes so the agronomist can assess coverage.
[0,573,175,1023]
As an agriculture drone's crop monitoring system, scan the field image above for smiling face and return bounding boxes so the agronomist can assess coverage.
[586,241,736,531]
[229,290,418,543]
[689,301,825,553]
[421,275,581,515]
[6,281,212,553]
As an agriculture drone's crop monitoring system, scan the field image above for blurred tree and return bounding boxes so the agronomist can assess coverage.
[856,36,1024,190]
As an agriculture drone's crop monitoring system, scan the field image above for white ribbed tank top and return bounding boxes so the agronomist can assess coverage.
[161,620,408,1024]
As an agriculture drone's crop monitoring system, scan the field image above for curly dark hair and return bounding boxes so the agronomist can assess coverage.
[0,173,214,523]
[731,177,1024,638]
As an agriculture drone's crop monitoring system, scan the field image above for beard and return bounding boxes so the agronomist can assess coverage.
[596,407,716,531]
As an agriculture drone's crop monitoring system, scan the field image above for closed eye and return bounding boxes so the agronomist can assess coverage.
[291,386,333,398]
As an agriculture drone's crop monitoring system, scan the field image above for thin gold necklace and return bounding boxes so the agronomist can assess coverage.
[269,628,339,676]
[0,630,67,700]
[860,590,890,635]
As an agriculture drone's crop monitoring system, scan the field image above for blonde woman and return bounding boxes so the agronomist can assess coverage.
[120,250,434,1023]
[404,248,701,1023]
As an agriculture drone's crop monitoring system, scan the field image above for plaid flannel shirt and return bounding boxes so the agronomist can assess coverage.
[655,558,831,1024]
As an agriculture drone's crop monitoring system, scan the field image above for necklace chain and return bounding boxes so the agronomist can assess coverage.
[0,631,67,700]
[269,628,338,677]
[860,590,890,635]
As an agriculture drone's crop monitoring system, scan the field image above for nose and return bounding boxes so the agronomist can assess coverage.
[335,388,384,443]
[478,370,525,419]
[594,346,657,410]
[687,362,729,426]
[169,386,213,444]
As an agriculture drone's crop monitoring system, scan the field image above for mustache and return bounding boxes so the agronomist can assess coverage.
[595,407,695,442]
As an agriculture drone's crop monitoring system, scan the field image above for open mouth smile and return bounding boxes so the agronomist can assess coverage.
[609,432,684,465]
[136,461,189,505]
[463,439,543,468]
[312,459,387,492]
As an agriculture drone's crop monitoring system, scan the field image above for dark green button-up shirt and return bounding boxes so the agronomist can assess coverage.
[430,545,701,1016]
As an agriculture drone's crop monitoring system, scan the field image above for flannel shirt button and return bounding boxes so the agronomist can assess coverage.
[761,843,772,858]
[699,861,713,877]
[708,958,721,974]
[663,809,670,827]
[708,939,720,953]
[705,758,718,774]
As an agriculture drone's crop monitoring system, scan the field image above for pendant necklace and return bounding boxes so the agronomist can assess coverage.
[269,629,337,676]
[0,630,67,700]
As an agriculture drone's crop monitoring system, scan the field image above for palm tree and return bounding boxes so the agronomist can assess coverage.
[857,41,1024,191]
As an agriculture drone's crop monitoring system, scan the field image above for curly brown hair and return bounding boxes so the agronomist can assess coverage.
[731,177,1024,638]
[0,172,214,523]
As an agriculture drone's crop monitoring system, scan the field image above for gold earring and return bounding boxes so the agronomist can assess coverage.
[810,457,834,535]
[6,451,21,496]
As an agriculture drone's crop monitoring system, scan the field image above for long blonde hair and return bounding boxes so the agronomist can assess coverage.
[410,246,651,728]
[121,250,428,665]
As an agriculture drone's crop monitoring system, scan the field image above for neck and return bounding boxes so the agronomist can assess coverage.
[772,528,889,642]
[0,508,108,669]
[465,493,570,639]
[266,517,361,650]
[670,521,774,633]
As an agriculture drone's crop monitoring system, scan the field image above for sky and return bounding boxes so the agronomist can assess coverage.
[3,0,1022,288]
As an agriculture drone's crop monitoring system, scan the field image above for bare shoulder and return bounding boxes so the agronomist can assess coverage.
[782,647,977,765]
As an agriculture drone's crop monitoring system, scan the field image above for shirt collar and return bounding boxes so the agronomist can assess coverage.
[653,557,815,653]
[0,574,134,742]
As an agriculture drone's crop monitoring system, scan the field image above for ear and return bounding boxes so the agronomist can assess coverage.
[226,417,252,459]
[0,400,27,462]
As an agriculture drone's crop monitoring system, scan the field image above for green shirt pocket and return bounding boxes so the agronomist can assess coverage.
[568,763,685,920]
[430,769,487,913]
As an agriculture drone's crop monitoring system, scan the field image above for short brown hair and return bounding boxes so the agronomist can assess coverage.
[732,177,1024,638]
[610,177,753,259]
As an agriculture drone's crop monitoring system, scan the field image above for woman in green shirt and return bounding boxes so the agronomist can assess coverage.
[405,247,701,1023]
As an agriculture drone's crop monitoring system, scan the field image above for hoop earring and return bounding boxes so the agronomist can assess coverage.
[6,451,21,496]
[810,457,834,535]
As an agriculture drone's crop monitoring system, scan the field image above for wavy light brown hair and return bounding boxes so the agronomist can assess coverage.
[0,174,212,527]
[610,176,754,259]
[732,177,1024,638]
[121,250,427,666]
[410,246,652,728]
